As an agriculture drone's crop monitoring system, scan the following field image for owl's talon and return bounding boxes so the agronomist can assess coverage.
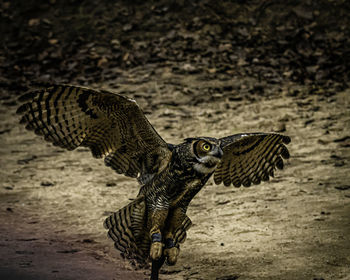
[164,238,179,265]
[164,247,179,265]
[150,242,163,260]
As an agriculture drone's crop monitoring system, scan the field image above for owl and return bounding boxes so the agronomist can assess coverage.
[17,85,291,279]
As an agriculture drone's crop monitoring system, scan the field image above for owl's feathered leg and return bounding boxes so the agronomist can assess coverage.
[148,209,168,260]
[149,207,186,279]
[163,207,187,265]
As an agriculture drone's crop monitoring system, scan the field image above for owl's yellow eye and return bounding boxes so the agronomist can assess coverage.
[202,143,211,151]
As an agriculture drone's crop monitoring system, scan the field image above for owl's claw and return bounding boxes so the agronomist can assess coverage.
[164,247,179,265]
[150,242,163,260]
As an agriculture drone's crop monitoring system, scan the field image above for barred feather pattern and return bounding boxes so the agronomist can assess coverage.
[104,197,148,265]
[214,133,290,187]
[103,196,192,266]
[16,85,171,179]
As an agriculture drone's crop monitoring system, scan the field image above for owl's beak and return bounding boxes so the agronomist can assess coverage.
[211,147,223,159]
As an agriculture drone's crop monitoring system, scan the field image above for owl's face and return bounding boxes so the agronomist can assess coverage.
[186,137,223,174]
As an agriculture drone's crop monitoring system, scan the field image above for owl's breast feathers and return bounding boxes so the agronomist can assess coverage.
[140,152,211,210]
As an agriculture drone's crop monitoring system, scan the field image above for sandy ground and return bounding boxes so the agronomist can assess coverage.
[0,72,349,280]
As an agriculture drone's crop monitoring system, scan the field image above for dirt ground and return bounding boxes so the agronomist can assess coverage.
[1,1,350,280]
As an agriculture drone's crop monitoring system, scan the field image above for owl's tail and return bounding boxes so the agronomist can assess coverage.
[104,196,149,266]
[103,196,192,267]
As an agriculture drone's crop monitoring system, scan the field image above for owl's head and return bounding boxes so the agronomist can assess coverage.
[184,137,223,174]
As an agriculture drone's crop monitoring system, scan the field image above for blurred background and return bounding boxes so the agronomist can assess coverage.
[1,0,349,93]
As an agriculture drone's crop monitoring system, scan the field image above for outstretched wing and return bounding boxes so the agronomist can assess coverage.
[16,84,171,180]
[214,133,290,187]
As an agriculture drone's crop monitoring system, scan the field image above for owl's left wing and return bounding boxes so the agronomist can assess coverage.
[214,133,290,187]
[16,84,171,182]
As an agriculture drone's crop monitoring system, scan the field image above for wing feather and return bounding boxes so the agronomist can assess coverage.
[17,84,171,181]
[214,133,290,187]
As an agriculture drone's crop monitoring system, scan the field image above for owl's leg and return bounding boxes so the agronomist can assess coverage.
[148,209,168,260]
[163,207,187,265]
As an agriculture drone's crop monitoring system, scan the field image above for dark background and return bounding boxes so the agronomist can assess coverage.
[1,0,349,94]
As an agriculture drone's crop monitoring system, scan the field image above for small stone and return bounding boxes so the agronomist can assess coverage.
[275,123,286,132]
[97,57,108,68]
[28,18,40,26]
[106,182,116,187]
[123,24,133,32]
[334,161,345,167]
[41,181,55,187]
[49,39,58,45]
[82,238,94,243]
[335,185,350,191]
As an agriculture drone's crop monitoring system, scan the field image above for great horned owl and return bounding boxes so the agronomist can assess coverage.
[17,85,291,279]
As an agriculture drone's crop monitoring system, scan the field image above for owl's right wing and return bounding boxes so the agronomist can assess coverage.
[214,133,290,187]
[16,85,172,181]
